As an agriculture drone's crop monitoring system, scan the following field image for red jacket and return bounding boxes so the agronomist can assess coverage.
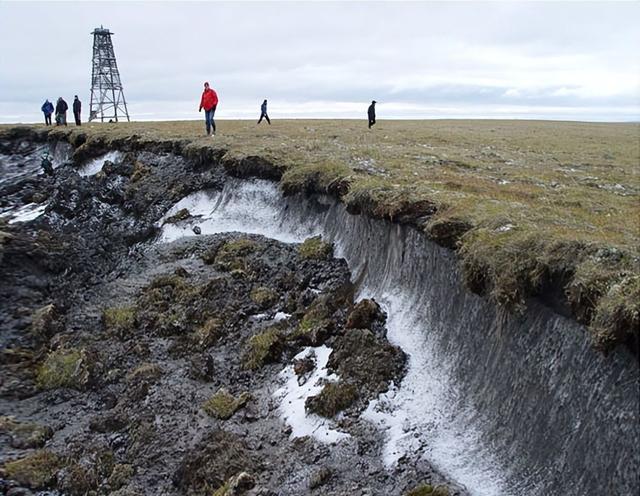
[200,88,218,111]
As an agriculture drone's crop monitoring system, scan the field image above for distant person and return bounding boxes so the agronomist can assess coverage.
[368,100,376,129]
[198,81,219,136]
[73,95,82,126]
[55,97,68,126]
[257,99,271,125]
[41,99,54,126]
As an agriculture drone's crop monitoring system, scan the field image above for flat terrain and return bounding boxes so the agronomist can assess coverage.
[2,119,639,353]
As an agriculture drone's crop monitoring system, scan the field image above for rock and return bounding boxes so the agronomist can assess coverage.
[192,225,202,235]
[346,299,385,330]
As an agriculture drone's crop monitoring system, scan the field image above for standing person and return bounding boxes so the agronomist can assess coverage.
[73,95,82,126]
[198,82,218,136]
[55,97,68,126]
[368,100,376,129]
[41,99,54,125]
[257,99,271,125]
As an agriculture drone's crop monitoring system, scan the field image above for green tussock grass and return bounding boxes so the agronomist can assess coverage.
[202,389,250,420]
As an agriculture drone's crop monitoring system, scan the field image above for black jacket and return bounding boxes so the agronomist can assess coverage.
[368,103,376,119]
[56,99,68,113]
[73,99,81,113]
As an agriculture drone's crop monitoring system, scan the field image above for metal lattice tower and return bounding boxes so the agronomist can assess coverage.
[89,26,130,122]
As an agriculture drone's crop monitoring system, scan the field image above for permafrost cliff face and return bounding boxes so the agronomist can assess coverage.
[158,177,640,496]
[1,133,638,495]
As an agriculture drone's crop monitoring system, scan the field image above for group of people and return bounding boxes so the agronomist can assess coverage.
[198,82,376,136]
[41,96,82,126]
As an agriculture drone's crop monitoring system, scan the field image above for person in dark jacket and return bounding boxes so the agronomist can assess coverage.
[257,99,271,125]
[41,100,54,125]
[55,97,68,126]
[198,82,219,136]
[73,96,81,126]
[368,100,376,129]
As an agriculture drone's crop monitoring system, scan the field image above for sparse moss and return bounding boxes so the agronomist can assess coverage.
[107,463,135,490]
[126,363,163,383]
[196,317,224,348]
[203,389,251,420]
[163,208,191,225]
[130,161,151,182]
[207,238,257,270]
[291,297,333,345]
[0,416,53,449]
[405,484,450,496]
[3,450,62,488]
[250,286,279,309]
[243,328,284,370]
[103,305,136,337]
[305,381,358,418]
[30,303,60,340]
[298,236,334,260]
[37,348,90,390]
[212,480,232,496]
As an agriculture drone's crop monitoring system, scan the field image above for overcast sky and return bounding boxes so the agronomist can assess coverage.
[1,1,638,123]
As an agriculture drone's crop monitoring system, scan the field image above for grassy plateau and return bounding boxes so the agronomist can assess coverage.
[2,119,639,355]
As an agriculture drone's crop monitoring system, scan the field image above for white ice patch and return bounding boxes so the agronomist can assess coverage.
[157,179,320,244]
[274,346,349,444]
[79,151,123,177]
[361,292,513,496]
[3,203,47,224]
[273,312,291,322]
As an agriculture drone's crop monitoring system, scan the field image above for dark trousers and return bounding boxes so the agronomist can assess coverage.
[368,117,376,129]
[44,113,52,125]
[257,112,271,125]
[205,106,217,135]
[74,111,81,126]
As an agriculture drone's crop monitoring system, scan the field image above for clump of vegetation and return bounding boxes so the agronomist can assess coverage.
[292,297,333,345]
[30,303,61,341]
[107,463,135,490]
[305,381,358,417]
[243,328,284,370]
[250,286,279,309]
[37,348,90,390]
[126,363,163,384]
[203,389,251,420]
[0,417,53,449]
[298,236,333,260]
[130,161,151,182]
[205,238,257,270]
[163,208,191,225]
[103,305,136,338]
[212,472,255,496]
[196,317,224,348]
[346,298,385,329]
[2,450,62,488]
[405,484,450,496]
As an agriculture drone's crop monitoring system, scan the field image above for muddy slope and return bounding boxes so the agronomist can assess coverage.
[0,144,458,496]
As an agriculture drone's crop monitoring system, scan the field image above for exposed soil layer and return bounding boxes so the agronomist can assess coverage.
[0,139,463,495]
[2,124,636,360]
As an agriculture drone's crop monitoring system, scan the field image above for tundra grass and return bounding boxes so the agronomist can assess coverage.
[3,119,638,354]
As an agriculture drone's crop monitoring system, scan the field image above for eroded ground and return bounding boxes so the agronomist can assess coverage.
[0,139,458,496]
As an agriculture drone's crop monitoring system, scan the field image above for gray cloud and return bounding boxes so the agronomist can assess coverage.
[0,1,638,123]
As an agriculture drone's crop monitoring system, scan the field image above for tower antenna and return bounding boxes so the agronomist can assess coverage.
[89,26,130,122]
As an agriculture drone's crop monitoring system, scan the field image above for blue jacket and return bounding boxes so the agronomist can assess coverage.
[41,101,54,115]
[261,101,268,114]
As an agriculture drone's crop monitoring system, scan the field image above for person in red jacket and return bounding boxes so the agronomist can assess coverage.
[198,82,219,136]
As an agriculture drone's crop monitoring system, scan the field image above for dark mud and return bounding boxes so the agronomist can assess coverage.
[0,141,461,495]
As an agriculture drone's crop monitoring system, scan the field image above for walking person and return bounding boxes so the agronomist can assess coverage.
[55,97,68,126]
[198,82,218,136]
[368,100,376,129]
[73,95,82,126]
[257,99,271,125]
[41,99,54,126]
